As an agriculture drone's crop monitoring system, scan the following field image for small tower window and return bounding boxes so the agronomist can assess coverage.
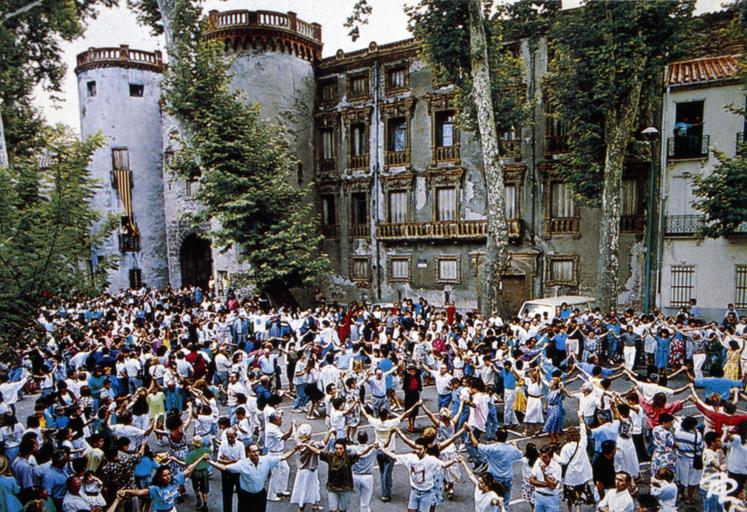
[129,84,144,97]
[87,81,97,97]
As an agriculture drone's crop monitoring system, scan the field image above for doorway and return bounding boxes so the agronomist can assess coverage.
[179,234,213,289]
[501,275,528,318]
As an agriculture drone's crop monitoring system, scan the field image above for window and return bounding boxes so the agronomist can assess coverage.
[351,257,371,281]
[436,187,457,221]
[185,179,195,198]
[389,256,410,282]
[386,65,407,92]
[348,73,368,98]
[351,192,368,225]
[129,268,143,289]
[505,184,518,219]
[321,129,334,160]
[351,123,367,156]
[320,80,337,103]
[321,195,336,226]
[622,179,639,216]
[551,182,575,218]
[112,148,130,170]
[545,101,568,153]
[297,163,303,185]
[435,112,455,148]
[388,118,407,152]
[546,256,578,286]
[87,81,97,97]
[736,266,747,309]
[670,265,695,307]
[129,84,144,97]
[671,101,706,158]
[388,190,408,223]
[436,257,460,283]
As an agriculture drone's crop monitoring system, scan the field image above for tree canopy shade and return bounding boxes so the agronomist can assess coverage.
[545,0,694,311]
[161,1,329,303]
[0,128,114,349]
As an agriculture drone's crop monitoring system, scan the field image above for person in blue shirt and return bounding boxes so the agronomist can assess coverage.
[472,429,523,501]
[500,361,519,427]
[39,450,69,507]
[118,453,209,511]
[688,366,743,401]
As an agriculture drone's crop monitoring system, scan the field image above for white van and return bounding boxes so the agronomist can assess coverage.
[517,295,597,320]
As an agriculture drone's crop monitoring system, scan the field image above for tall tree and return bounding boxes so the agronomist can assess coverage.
[0,128,113,350]
[158,1,329,304]
[545,0,693,312]
[406,0,527,316]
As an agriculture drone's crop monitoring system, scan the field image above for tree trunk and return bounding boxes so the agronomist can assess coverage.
[468,0,509,318]
[596,79,644,313]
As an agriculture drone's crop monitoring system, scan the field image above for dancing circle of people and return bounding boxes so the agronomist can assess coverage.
[0,288,747,512]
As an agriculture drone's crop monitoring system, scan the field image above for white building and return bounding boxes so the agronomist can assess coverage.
[659,54,746,319]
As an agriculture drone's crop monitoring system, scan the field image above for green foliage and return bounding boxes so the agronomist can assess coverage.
[0,0,116,160]
[344,0,373,42]
[692,146,747,237]
[545,0,694,205]
[405,0,529,141]
[162,1,330,295]
[0,127,114,349]
[127,0,164,36]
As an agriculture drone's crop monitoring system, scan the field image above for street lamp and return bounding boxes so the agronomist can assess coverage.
[641,126,659,315]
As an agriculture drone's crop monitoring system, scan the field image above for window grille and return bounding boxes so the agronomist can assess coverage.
[670,265,695,307]
[736,265,747,308]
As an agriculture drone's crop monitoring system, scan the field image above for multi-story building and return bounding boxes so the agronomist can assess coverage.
[659,53,746,318]
[73,8,741,315]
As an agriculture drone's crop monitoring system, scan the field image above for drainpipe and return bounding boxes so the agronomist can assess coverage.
[643,134,657,314]
[372,62,382,301]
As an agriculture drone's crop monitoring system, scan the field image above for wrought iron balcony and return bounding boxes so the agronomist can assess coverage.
[118,233,140,252]
[549,217,579,234]
[348,154,369,170]
[665,215,705,235]
[316,158,336,174]
[620,215,644,233]
[376,220,487,241]
[433,145,460,163]
[349,224,369,238]
[667,135,710,160]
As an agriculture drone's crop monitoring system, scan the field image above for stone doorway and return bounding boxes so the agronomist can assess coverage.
[501,275,529,318]
[179,234,213,289]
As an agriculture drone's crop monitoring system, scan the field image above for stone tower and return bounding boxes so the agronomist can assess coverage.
[75,45,169,291]
[161,10,323,292]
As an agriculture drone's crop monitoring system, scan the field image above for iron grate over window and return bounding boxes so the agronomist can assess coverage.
[736,265,747,309]
[670,265,694,307]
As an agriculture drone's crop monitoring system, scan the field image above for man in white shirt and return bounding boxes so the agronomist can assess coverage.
[425,364,453,409]
[264,412,294,501]
[214,346,232,389]
[596,472,635,512]
[529,445,562,512]
[217,429,245,512]
[379,437,449,512]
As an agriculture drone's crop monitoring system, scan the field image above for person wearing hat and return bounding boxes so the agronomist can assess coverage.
[289,424,327,512]
[179,436,212,510]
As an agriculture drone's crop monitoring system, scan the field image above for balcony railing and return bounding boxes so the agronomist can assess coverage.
[321,224,338,238]
[206,10,322,43]
[118,233,140,252]
[316,158,336,174]
[385,150,410,167]
[377,220,487,241]
[500,139,521,160]
[546,135,568,154]
[348,154,369,170]
[507,218,523,241]
[549,217,579,234]
[665,215,705,235]
[76,45,164,73]
[349,224,369,238]
[620,215,644,233]
[667,135,710,160]
[433,145,460,163]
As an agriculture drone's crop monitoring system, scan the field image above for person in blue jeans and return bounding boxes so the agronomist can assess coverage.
[528,445,562,512]
[472,428,523,501]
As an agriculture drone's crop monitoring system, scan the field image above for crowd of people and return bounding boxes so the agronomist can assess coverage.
[0,287,746,512]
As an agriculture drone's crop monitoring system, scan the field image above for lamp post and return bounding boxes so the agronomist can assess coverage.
[642,126,659,314]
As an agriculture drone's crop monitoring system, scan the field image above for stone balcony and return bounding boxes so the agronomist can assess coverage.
[377,220,487,241]
[75,45,164,74]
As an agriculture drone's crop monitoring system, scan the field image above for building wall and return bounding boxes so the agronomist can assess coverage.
[659,81,746,319]
[77,65,169,291]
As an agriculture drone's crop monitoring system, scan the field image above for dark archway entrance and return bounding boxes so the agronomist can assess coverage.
[179,234,213,289]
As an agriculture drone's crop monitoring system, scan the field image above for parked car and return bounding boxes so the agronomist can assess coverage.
[517,295,596,320]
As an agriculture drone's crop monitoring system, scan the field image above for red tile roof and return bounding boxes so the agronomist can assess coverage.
[666,54,741,87]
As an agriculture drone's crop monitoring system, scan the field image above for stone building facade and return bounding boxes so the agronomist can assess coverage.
[81,8,730,313]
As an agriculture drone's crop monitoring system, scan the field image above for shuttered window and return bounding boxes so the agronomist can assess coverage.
[112,148,130,170]
[505,184,518,219]
[670,265,694,307]
[436,187,457,221]
[622,179,638,216]
[321,195,336,226]
[437,257,460,283]
[321,129,334,160]
[351,257,370,280]
[390,257,410,282]
[351,124,367,156]
[551,182,575,218]
[129,268,143,289]
[551,259,574,283]
[388,191,408,223]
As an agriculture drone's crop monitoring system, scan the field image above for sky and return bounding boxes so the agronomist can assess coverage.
[33,0,727,131]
